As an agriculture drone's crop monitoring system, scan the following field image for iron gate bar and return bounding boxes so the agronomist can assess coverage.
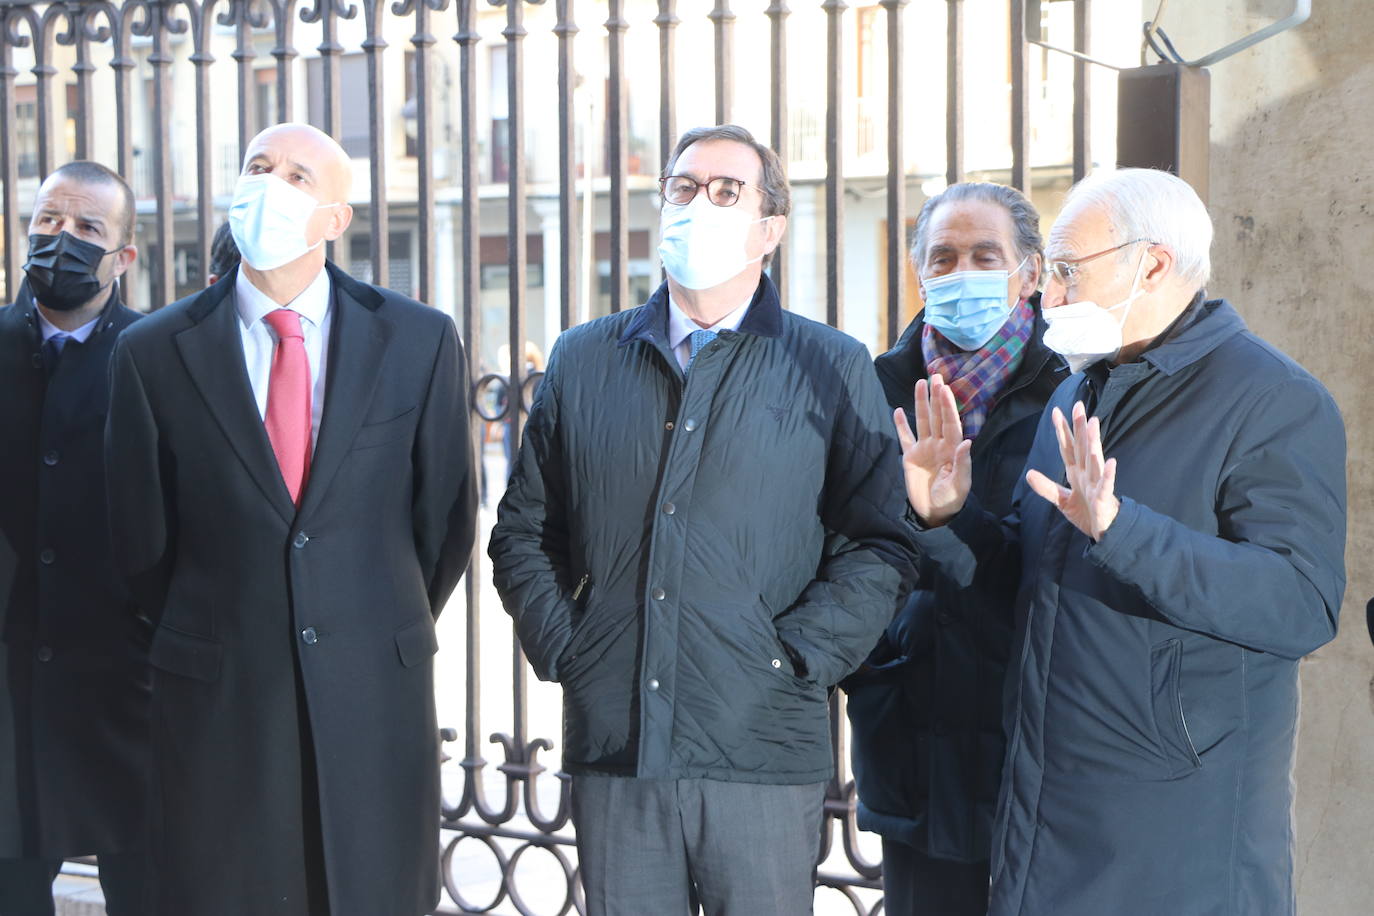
[945,0,963,186]
[363,0,389,282]
[186,0,216,308]
[500,0,529,800]
[554,0,576,332]
[655,0,676,182]
[148,0,174,309]
[1072,0,1089,182]
[1010,0,1029,192]
[764,0,786,304]
[31,4,53,180]
[823,0,843,330]
[405,0,440,307]
[230,0,258,162]
[604,0,627,314]
[0,7,22,301]
[881,0,906,350]
[67,3,96,161]
[270,0,297,123]
[709,0,731,125]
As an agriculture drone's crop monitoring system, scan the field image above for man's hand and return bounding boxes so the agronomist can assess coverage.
[1025,401,1120,541]
[892,374,972,528]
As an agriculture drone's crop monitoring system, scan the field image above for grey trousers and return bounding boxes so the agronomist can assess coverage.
[570,775,827,916]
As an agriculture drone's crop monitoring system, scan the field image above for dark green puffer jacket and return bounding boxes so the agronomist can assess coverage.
[490,276,915,783]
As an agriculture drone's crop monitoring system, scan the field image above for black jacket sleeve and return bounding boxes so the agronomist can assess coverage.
[487,341,576,682]
[773,346,918,687]
[412,316,479,616]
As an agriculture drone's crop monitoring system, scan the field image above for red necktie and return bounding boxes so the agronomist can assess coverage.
[263,308,312,506]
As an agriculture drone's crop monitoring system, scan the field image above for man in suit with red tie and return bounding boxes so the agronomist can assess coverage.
[105,123,477,916]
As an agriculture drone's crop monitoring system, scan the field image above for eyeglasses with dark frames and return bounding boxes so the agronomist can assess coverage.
[1045,238,1154,287]
[658,174,758,208]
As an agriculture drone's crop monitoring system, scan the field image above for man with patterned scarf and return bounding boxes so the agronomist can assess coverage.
[844,183,1063,915]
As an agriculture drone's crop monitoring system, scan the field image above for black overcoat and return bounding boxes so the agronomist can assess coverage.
[0,284,148,859]
[105,263,477,916]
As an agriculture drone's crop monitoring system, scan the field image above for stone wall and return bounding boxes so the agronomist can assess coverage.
[1136,1,1374,911]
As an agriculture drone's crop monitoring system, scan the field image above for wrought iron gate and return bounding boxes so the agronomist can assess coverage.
[0,1,1104,913]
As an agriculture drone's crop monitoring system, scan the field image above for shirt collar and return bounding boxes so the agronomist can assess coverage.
[665,295,753,352]
[235,265,332,331]
[37,307,102,343]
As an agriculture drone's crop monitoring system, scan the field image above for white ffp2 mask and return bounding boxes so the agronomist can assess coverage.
[1042,250,1150,372]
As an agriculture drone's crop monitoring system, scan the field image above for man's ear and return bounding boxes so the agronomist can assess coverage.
[324,204,353,242]
[1139,243,1175,293]
[1017,253,1042,301]
[760,213,787,256]
[111,244,138,279]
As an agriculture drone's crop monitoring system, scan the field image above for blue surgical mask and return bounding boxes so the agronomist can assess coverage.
[228,173,340,272]
[921,257,1028,351]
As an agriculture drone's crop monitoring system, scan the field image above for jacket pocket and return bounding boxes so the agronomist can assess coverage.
[352,405,419,450]
[149,625,223,683]
[1150,638,1202,777]
[395,618,439,668]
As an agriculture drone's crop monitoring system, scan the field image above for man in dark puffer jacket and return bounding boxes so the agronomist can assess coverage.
[490,124,914,916]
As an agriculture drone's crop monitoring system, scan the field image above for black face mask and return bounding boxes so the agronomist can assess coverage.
[24,231,118,312]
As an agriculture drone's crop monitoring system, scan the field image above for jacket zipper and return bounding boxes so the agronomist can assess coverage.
[572,574,590,601]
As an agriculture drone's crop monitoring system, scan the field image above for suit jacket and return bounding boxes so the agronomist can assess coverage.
[105,263,477,916]
[0,284,148,859]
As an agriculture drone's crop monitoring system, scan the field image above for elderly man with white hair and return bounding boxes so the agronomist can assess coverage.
[896,167,1346,915]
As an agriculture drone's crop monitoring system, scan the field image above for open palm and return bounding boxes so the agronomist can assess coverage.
[892,375,972,527]
[1025,401,1121,541]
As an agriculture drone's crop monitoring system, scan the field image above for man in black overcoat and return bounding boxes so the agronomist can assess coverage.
[105,123,478,916]
[0,162,148,915]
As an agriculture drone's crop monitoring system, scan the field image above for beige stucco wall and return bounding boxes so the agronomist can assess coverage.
[1136,2,1374,912]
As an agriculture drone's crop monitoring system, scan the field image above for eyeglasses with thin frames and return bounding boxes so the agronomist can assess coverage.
[1045,238,1154,287]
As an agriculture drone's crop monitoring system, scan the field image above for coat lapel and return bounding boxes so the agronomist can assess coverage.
[296,266,391,520]
[174,275,297,525]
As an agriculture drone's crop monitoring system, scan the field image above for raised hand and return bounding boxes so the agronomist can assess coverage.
[892,374,972,527]
[1025,401,1121,541]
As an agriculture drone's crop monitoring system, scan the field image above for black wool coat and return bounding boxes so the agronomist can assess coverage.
[490,276,915,784]
[105,263,477,916]
[0,284,149,859]
[844,300,1064,864]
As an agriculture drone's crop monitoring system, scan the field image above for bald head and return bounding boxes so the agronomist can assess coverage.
[242,123,353,204]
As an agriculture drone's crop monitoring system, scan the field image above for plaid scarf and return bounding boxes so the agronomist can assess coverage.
[921,297,1035,440]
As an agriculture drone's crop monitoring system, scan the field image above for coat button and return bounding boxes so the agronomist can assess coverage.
[646,678,660,691]
[293,532,309,549]
[651,587,666,601]
[39,548,56,565]
[662,502,675,516]
[31,353,43,369]
[664,421,674,430]
[771,658,783,669]
[683,418,698,432]
[937,612,954,626]
[300,627,319,645]
[42,450,59,467]
[934,720,950,736]
[36,646,53,663]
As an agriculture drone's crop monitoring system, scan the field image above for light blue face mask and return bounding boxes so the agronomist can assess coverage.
[921,256,1028,351]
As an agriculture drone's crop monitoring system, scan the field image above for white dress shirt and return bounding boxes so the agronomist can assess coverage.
[37,309,101,344]
[666,295,753,370]
[235,267,332,449]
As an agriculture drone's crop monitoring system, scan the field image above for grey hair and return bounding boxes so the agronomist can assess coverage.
[911,182,1043,280]
[663,124,791,219]
[1062,167,1212,290]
